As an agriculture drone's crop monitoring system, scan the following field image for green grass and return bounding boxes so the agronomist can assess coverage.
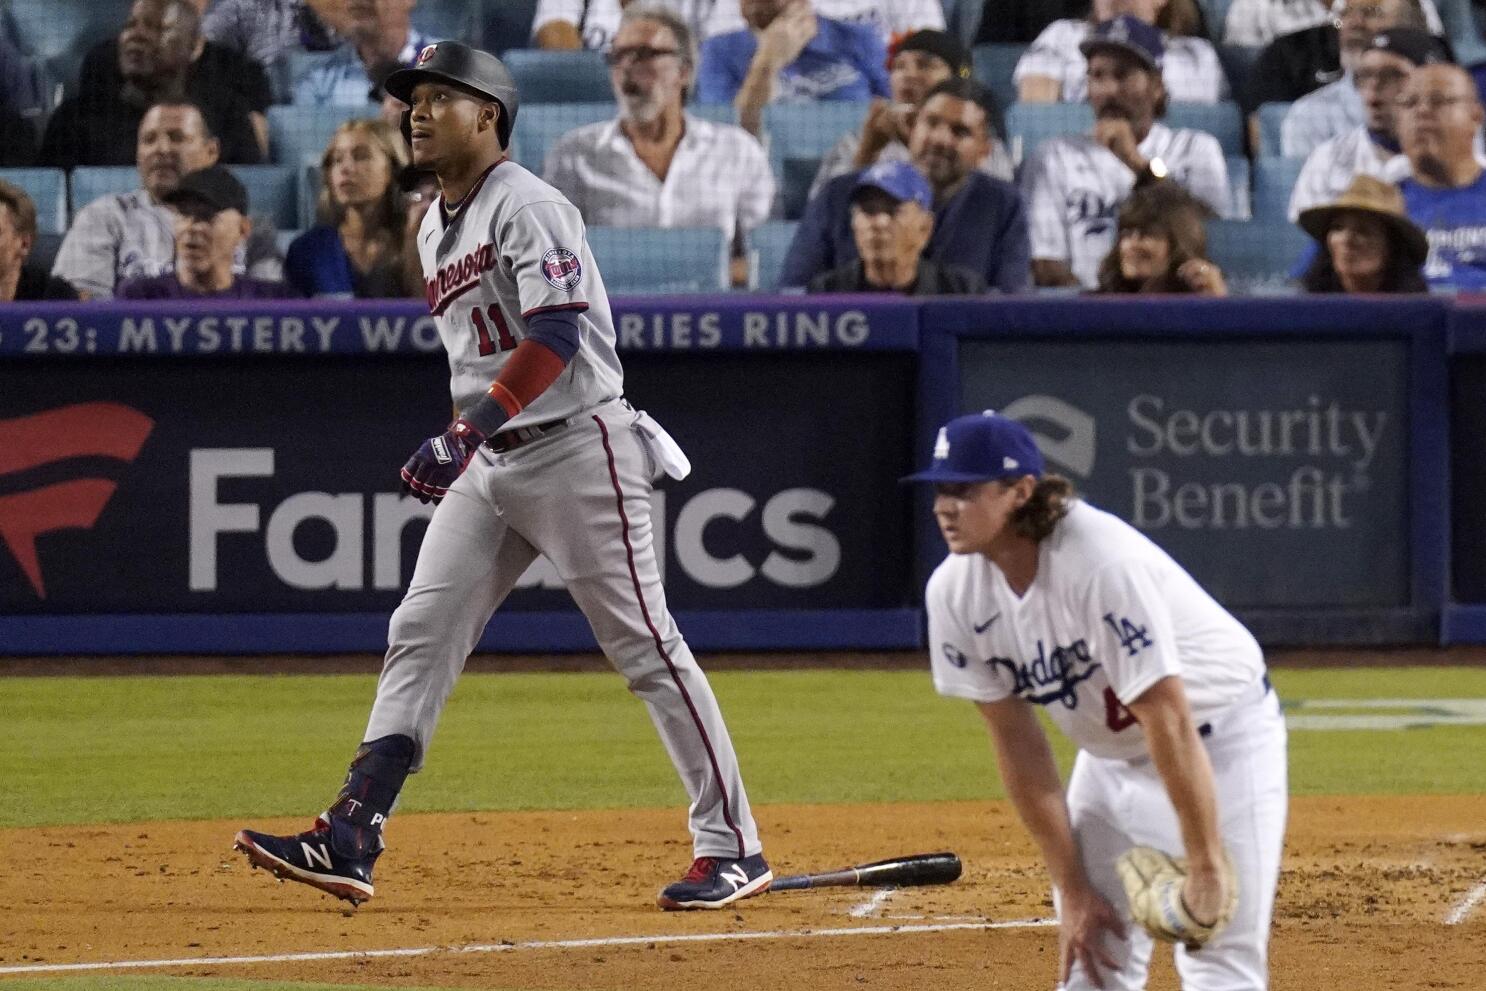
[2,666,1484,829]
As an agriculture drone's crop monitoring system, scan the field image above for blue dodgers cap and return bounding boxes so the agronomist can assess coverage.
[852,160,933,210]
[1080,15,1164,72]
[902,411,1045,484]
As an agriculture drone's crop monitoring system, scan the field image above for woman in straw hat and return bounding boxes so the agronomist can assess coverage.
[1297,175,1429,293]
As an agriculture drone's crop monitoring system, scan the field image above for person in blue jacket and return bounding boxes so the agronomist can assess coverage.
[285,118,412,298]
[780,78,1031,292]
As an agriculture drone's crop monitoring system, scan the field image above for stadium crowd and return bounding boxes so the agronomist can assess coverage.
[1,0,1484,299]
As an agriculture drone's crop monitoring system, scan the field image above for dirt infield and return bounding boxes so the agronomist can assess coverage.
[2,795,1482,990]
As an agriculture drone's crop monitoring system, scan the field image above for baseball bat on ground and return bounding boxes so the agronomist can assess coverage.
[769,852,962,892]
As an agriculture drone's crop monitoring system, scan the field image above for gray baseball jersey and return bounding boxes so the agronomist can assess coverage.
[1022,123,1231,287]
[370,156,761,861]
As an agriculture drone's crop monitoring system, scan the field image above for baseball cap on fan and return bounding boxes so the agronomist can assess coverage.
[901,412,1045,484]
[1080,15,1165,72]
[852,160,933,210]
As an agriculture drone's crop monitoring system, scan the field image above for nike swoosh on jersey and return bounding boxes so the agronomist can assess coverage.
[974,613,1001,634]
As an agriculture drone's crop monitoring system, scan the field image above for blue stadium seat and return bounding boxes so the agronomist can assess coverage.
[276,229,303,256]
[70,165,299,230]
[1225,155,1250,220]
[411,0,480,44]
[67,166,135,215]
[8,0,116,96]
[1205,218,1310,293]
[586,226,728,293]
[1008,101,1245,161]
[0,167,66,234]
[1252,156,1305,223]
[267,104,372,167]
[750,219,798,290]
[1256,102,1292,158]
[972,43,1027,113]
[1166,102,1243,157]
[504,49,612,104]
[762,102,872,219]
[511,102,615,175]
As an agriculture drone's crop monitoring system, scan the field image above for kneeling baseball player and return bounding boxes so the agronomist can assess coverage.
[233,41,769,911]
[905,412,1288,989]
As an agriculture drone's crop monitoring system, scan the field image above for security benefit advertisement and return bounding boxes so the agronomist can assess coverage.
[0,354,915,614]
[959,339,1409,608]
[1451,355,1486,604]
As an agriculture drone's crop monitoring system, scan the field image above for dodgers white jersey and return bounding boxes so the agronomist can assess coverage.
[418,159,624,428]
[1013,19,1229,104]
[1288,127,1409,221]
[927,501,1264,760]
[1022,122,1231,287]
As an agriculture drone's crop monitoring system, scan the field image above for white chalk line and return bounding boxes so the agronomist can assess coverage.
[848,888,896,918]
[0,917,1058,977]
[1445,879,1486,925]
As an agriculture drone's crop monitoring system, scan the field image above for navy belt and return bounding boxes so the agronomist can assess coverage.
[1198,674,1273,740]
[485,417,571,453]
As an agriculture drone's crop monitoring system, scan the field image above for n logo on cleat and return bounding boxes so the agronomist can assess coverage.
[721,864,749,892]
[301,842,333,870]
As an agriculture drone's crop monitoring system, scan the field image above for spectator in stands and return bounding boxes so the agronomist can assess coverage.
[1397,63,1486,288]
[0,181,78,302]
[203,0,346,69]
[285,120,410,297]
[545,6,774,287]
[119,165,295,298]
[399,164,439,296]
[810,29,1013,200]
[700,0,945,46]
[1014,0,1228,104]
[1288,28,1448,219]
[1094,183,1226,293]
[533,0,708,51]
[52,100,281,299]
[1280,0,1432,157]
[807,161,987,293]
[292,0,431,107]
[77,0,276,158]
[40,0,263,168]
[1297,174,1429,290]
[781,78,1030,291]
[1225,0,1332,46]
[973,0,1097,45]
[1248,0,1435,121]
[1022,16,1231,288]
[696,0,890,137]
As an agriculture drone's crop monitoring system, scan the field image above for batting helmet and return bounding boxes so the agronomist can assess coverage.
[385,42,520,149]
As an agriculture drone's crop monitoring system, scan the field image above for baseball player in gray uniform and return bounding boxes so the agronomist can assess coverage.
[233,41,770,912]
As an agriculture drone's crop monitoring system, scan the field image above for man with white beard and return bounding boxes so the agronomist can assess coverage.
[543,4,775,286]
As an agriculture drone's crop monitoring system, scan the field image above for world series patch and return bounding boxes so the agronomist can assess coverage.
[542,247,582,291]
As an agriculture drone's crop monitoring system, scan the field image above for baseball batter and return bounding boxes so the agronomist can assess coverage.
[233,41,769,912]
[906,412,1288,990]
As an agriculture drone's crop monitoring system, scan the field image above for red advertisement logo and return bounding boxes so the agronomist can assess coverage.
[0,403,154,598]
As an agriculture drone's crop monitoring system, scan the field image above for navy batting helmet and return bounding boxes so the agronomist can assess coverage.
[385,42,520,148]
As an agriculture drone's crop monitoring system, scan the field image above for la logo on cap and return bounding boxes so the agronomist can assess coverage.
[417,44,438,65]
[1003,456,1019,470]
[934,427,950,460]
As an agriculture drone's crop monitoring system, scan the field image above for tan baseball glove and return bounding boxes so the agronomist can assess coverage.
[1115,846,1238,951]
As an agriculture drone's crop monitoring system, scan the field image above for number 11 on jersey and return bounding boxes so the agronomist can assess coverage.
[471,304,517,355]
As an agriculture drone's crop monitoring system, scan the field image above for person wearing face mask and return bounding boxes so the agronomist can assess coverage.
[1014,0,1228,104]
[50,100,282,300]
[1094,183,1227,294]
[117,165,295,298]
[40,0,263,167]
[285,119,411,297]
[782,78,1029,291]
[544,6,774,287]
[1021,17,1231,289]
[809,29,1013,200]
[1296,174,1429,291]
[1287,28,1449,219]
[808,161,987,294]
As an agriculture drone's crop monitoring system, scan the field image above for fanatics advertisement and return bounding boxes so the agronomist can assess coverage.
[957,339,1412,609]
[0,352,916,618]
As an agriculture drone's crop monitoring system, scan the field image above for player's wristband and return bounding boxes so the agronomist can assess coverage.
[460,394,511,438]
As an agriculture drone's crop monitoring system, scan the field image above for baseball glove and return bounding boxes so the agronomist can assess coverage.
[1115,846,1238,951]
